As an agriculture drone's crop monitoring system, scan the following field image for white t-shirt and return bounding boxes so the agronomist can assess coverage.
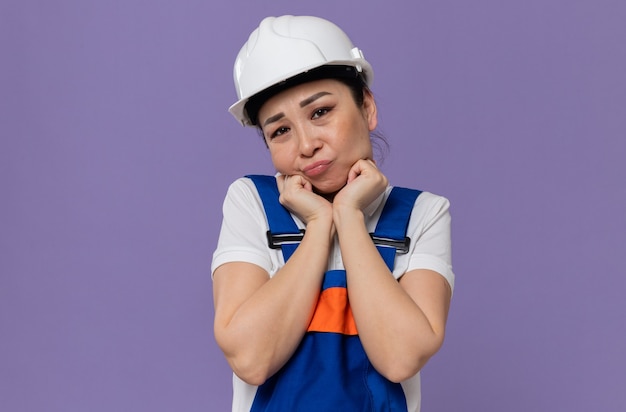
[212,177,455,412]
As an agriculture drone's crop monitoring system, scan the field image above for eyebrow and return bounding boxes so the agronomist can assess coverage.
[262,91,332,127]
[263,112,285,127]
[299,91,331,108]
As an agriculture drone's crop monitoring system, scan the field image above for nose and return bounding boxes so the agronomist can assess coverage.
[295,124,322,157]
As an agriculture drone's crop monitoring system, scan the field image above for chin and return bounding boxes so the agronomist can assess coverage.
[312,182,345,199]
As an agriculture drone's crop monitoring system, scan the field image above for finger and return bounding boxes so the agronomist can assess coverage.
[302,179,313,192]
[347,164,360,183]
[276,175,286,193]
[290,174,307,189]
[347,159,369,183]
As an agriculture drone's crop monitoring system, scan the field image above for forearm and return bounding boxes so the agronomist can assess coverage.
[215,218,332,384]
[334,209,446,382]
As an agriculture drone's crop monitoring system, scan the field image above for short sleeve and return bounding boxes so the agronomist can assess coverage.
[211,178,273,278]
[403,192,455,292]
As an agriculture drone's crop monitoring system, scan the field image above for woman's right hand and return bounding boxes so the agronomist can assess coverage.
[277,174,333,225]
[214,176,335,385]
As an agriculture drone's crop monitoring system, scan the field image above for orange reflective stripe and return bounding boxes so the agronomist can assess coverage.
[307,287,358,335]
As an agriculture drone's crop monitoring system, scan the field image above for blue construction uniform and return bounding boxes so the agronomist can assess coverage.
[246,175,421,412]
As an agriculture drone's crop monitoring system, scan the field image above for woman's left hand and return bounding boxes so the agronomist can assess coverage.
[333,159,388,213]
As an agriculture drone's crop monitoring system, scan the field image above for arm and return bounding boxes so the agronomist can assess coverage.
[213,176,333,385]
[333,160,452,383]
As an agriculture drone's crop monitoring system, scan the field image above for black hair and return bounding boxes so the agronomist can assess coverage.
[244,65,368,127]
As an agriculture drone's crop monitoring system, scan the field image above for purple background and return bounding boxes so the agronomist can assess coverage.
[2,0,625,411]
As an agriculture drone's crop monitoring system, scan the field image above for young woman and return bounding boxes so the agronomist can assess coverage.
[212,15,454,412]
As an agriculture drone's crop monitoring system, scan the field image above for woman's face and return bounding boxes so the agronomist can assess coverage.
[257,78,378,196]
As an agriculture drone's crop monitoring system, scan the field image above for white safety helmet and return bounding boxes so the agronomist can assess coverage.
[229,15,374,126]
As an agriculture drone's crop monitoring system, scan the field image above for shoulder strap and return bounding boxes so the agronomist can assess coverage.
[372,187,422,271]
[246,175,302,262]
[247,175,421,270]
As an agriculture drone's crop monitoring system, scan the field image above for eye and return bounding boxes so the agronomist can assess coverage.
[311,107,331,119]
[269,126,290,139]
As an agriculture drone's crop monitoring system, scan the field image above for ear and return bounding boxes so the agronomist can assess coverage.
[362,89,378,131]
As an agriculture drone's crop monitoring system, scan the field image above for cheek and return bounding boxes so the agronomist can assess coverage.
[345,124,373,156]
[268,147,290,172]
